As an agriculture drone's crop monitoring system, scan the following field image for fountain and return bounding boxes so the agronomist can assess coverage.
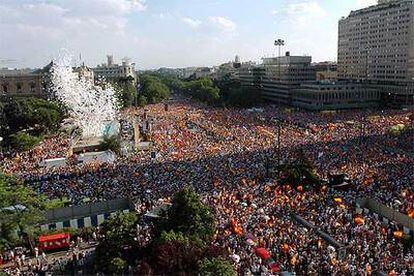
[50,51,120,139]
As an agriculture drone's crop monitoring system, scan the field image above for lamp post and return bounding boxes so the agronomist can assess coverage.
[274,39,285,106]
[274,39,285,81]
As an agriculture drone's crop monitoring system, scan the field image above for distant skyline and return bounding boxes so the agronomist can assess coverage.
[0,0,378,69]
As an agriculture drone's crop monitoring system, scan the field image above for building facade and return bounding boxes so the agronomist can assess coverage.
[259,54,316,105]
[0,68,44,96]
[1,63,95,97]
[313,62,338,81]
[74,64,94,82]
[292,82,380,110]
[93,55,137,84]
[337,0,414,106]
[338,0,414,81]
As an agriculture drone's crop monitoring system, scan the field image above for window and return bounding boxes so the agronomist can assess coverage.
[30,83,36,92]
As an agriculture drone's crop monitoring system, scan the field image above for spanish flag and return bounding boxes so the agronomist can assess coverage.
[393,231,403,239]
[354,217,365,225]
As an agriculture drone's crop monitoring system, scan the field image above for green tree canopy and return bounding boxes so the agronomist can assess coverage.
[151,236,204,275]
[137,95,147,107]
[0,101,6,136]
[9,132,42,151]
[225,87,261,107]
[3,97,63,134]
[179,78,220,105]
[114,81,137,109]
[199,257,236,276]
[140,75,170,104]
[94,212,138,272]
[159,187,216,243]
[108,257,127,275]
[277,153,321,189]
[99,136,121,154]
[0,173,45,250]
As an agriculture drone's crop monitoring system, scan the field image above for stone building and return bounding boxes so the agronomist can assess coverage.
[74,64,94,82]
[93,55,137,84]
[0,68,45,96]
[0,62,95,97]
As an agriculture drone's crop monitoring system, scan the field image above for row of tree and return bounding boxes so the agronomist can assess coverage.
[216,75,261,107]
[94,187,236,275]
[138,75,171,106]
[145,72,261,107]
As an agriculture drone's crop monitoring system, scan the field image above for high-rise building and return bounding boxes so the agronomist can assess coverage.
[338,0,414,81]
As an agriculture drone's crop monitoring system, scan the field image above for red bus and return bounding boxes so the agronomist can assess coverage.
[38,233,71,252]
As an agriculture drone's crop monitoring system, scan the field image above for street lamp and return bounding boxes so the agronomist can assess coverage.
[274,39,285,80]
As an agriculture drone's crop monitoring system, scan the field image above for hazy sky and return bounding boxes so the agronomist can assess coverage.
[0,0,377,69]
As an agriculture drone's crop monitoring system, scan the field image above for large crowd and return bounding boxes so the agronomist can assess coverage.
[1,98,413,274]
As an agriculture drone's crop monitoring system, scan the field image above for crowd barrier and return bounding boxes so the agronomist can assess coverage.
[291,214,347,260]
[356,197,414,233]
[43,198,134,224]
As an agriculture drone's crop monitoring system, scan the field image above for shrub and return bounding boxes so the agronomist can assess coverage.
[9,132,42,151]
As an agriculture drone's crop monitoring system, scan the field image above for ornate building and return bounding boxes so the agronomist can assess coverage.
[0,62,94,97]
[0,68,45,96]
[92,55,137,84]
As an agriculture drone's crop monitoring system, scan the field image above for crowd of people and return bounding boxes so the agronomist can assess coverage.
[1,97,413,274]
[0,233,96,275]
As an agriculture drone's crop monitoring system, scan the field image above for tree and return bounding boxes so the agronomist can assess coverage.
[140,75,170,104]
[115,81,137,109]
[99,136,121,154]
[0,101,7,138]
[180,78,220,105]
[9,132,42,151]
[0,174,44,250]
[3,97,63,134]
[108,257,127,275]
[157,230,204,248]
[159,187,215,243]
[152,238,204,275]
[199,257,236,276]
[94,212,138,272]
[225,87,260,107]
[277,153,321,189]
[137,95,147,107]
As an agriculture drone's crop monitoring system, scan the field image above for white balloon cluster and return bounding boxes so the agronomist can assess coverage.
[50,51,120,138]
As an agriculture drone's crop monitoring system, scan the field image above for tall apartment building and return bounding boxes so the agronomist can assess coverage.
[338,0,414,81]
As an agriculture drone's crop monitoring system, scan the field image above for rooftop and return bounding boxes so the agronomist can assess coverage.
[261,55,312,66]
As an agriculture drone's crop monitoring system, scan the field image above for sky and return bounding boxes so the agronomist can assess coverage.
[0,0,378,69]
